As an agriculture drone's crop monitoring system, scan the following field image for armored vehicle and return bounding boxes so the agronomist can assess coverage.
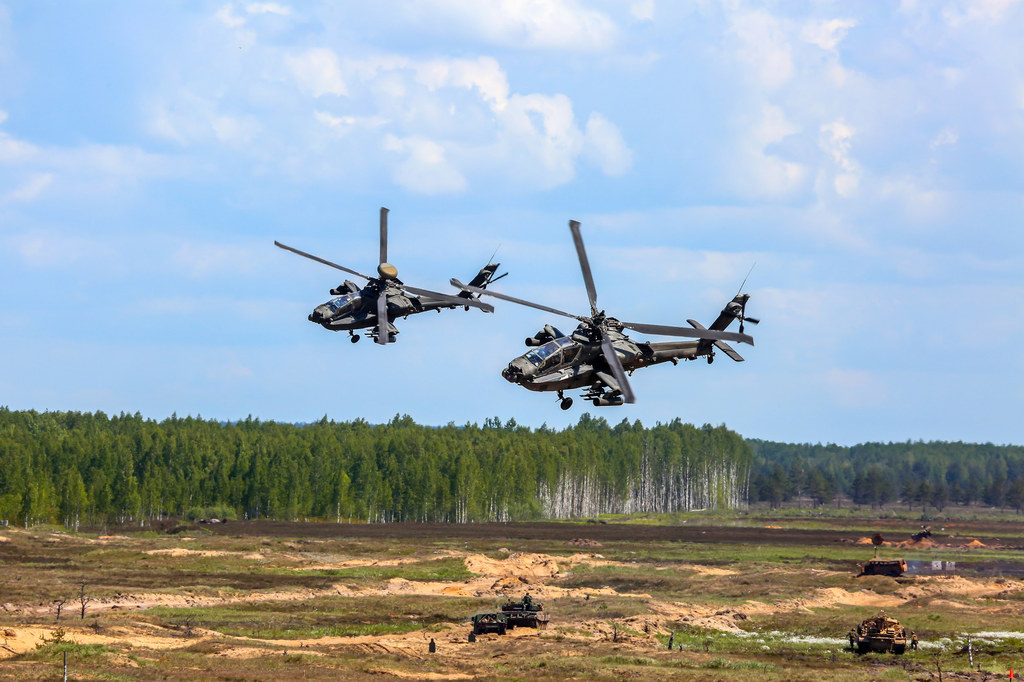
[849,611,915,654]
[500,593,550,629]
[471,612,508,635]
[859,558,907,577]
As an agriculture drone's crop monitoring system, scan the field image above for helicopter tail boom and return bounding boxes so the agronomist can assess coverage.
[458,263,506,299]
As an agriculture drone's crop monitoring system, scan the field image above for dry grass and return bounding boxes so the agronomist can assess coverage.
[2,518,1023,680]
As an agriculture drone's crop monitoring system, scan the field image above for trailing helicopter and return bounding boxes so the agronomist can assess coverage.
[452,220,757,409]
[275,207,504,345]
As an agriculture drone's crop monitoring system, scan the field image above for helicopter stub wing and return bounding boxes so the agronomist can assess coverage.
[687,319,744,362]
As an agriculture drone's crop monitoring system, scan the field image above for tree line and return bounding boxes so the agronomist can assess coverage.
[0,408,751,528]
[747,439,1024,512]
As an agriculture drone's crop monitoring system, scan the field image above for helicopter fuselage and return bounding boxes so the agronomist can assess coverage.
[497,323,708,393]
[501,323,710,397]
[309,280,475,335]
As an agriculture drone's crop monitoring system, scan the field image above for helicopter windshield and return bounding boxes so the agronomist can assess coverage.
[325,293,359,314]
[524,339,567,370]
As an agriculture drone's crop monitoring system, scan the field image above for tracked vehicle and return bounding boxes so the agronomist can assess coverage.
[471,612,508,635]
[848,612,914,654]
[500,593,549,629]
[859,558,907,577]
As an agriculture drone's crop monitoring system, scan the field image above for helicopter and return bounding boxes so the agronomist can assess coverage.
[275,207,504,345]
[452,220,757,409]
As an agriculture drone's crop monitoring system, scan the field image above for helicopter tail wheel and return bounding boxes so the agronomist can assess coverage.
[707,353,713,364]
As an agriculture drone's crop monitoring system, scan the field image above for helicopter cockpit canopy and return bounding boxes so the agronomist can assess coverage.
[523,337,576,371]
[324,292,362,316]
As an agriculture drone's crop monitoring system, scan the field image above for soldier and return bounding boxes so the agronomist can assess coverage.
[910,632,918,651]
[523,593,534,610]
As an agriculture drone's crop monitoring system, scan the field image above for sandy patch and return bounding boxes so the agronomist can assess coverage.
[299,552,457,571]
[145,548,232,558]
[683,564,738,576]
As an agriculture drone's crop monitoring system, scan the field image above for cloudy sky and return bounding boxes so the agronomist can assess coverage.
[1,0,1022,445]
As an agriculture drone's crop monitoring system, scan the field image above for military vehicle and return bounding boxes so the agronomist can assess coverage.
[500,593,549,629]
[859,558,907,577]
[276,207,502,344]
[848,611,914,654]
[453,220,755,408]
[471,612,508,635]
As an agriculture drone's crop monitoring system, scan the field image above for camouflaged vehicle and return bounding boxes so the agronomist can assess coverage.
[859,558,907,577]
[471,612,508,635]
[849,611,915,654]
[500,593,549,629]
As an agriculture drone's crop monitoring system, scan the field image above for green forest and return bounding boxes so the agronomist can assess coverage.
[0,408,750,528]
[747,439,1024,511]
[2,407,1022,529]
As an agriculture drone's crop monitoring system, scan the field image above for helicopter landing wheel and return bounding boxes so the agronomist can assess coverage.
[350,334,360,343]
[560,398,573,410]
[706,354,714,364]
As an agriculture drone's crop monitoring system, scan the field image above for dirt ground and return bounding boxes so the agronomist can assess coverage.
[197,519,1024,548]
[2,519,1024,680]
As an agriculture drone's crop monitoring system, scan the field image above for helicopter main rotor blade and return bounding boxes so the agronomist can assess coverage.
[621,321,754,346]
[403,284,494,312]
[451,280,583,321]
[569,220,599,317]
[274,241,371,281]
[379,207,389,265]
[376,292,390,345]
[600,333,636,404]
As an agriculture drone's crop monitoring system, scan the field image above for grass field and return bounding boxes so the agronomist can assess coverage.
[2,507,1023,680]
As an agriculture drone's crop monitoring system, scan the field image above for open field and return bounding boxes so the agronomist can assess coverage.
[3,513,1024,680]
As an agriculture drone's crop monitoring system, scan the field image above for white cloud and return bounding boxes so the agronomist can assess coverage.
[499,93,584,187]
[629,0,654,22]
[877,175,950,221]
[800,18,857,52]
[583,113,632,176]
[728,9,793,91]
[414,56,510,110]
[411,0,618,50]
[929,127,959,149]
[819,118,859,197]
[6,230,102,268]
[286,48,347,97]
[172,241,273,279]
[942,0,1021,26]
[725,104,806,200]
[246,3,291,16]
[3,172,52,203]
[215,4,246,28]
[383,134,467,195]
[148,90,260,147]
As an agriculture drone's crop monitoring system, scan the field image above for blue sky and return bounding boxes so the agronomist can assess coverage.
[1,0,1022,446]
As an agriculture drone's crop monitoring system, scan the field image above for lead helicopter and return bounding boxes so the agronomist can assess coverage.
[453,220,757,409]
[275,207,504,345]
